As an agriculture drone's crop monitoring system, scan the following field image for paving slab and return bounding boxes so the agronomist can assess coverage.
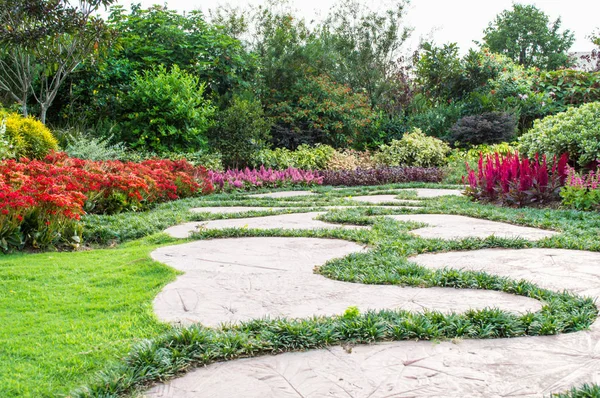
[411,248,600,298]
[164,212,366,238]
[398,188,464,197]
[349,195,422,205]
[145,244,600,398]
[190,205,422,215]
[247,191,317,199]
[387,214,557,241]
[151,238,541,326]
[145,329,600,398]
[190,206,286,214]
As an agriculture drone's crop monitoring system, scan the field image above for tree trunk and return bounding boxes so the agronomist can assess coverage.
[39,104,47,124]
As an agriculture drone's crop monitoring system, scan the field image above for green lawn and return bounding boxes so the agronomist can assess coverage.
[0,241,177,397]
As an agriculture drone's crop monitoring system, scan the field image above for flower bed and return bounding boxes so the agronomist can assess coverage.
[560,167,600,211]
[465,152,568,207]
[0,153,213,251]
[208,167,323,191]
[320,167,445,186]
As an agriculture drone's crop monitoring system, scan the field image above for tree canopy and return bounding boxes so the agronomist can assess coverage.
[481,4,575,70]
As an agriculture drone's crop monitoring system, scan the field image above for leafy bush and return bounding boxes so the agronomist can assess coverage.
[326,149,375,171]
[115,65,215,153]
[448,112,517,146]
[536,70,600,113]
[209,97,271,168]
[64,134,128,161]
[465,152,568,207]
[518,102,600,167]
[321,167,445,186]
[269,75,377,148]
[464,142,517,162]
[0,119,15,160]
[0,111,58,159]
[208,167,323,191]
[374,129,451,168]
[560,167,600,211]
[406,95,465,137]
[252,144,336,170]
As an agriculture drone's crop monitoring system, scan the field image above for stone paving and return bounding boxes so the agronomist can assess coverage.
[151,238,540,326]
[247,190,317,199]
[348,194,422,205]
[397,188,464,197]
[388,214,557,241]
[164,212,366,238]
[146,189,599,397]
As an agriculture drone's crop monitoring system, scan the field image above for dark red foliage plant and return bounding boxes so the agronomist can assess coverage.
[321,167,445,186]
[465,152,569,207]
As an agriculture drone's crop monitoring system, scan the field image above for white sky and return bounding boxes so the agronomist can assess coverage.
[111,0,598,54]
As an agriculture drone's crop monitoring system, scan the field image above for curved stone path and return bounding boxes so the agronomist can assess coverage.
[411,248,600,298]
[349,195,421,205]
[388,214,557,241]
[151,238,541,326]
[248,191,317,199]
[397,188,463,197]
[164,212,367,238]
[147,188,600,397]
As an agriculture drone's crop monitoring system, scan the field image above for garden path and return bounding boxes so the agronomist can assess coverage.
[145,189,599,397]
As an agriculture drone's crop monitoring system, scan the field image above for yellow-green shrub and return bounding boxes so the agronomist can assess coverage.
[0,111,58,159]
[374,129,451,167]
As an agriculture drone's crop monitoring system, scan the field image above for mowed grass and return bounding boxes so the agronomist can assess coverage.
[0,241,177,397]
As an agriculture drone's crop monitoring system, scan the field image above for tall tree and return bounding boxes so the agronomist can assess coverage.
[481,4,575,70]
[322,0,412,108]
[0,0,114,122]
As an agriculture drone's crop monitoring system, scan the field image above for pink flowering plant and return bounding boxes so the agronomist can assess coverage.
[560,166,600,211]
[208,166,323,192]
[465,152,569,207]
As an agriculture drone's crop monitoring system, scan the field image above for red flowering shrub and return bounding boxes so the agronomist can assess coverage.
[465,152,568,207]
[0,153,214,252]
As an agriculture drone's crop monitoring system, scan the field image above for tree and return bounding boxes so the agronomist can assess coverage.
[0,0,114,122]
[481,4,574,70]
[322,0,412,108]
[54,5,256,125]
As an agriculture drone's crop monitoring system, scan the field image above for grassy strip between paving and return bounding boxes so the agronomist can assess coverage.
[554,384,600,398]
[73,213,599,396]
[2,184,600,397]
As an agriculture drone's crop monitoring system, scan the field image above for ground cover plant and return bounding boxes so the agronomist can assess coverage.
[208,167,323,191]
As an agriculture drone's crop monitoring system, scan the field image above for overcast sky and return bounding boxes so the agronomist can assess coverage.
[112,0,599,54]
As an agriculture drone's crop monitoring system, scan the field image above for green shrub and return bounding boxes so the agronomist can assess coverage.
[0,118,15,159]
[64,134,127,161]
[209,97,271,168]
[536,70,600,113]
[115,65,215,153]
[448,112,517,147]
[252,144,336,170]
[406,96,465,138]
[561,186,600,211]
[0,111,58,159]
[374,129,451,167]
[518,102,600,167]
[269,75,377,148]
